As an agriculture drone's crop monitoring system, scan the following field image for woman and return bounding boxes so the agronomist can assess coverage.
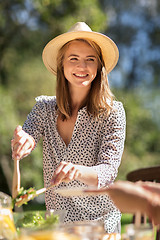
[11,22,126,233]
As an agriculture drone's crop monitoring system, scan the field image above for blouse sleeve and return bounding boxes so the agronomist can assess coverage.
[22,97,46,146]
[92,101,126,188]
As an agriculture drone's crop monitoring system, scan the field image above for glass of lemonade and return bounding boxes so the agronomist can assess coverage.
[0,191,17,240]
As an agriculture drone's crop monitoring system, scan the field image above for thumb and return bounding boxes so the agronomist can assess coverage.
[14,125,22,136]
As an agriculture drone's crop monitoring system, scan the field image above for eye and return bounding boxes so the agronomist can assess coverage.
[87,58,95,62]
[70,57,78,61]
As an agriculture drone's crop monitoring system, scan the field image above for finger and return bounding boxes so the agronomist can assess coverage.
[141,182,160,195]
[149,203,160,226]
[18,136,34,153]
[14,125,22,134]
[18,138,34,157]
[13,127,31,147]
[21,149,33,158]
[16,142,33,160]
[65,168,80,182]
[13,149,32,161]
[12,137,26,159]
[12,141,20,159]
[51,162,73,185]
[63,168,76,183]
[13,125,23,139]
[13,135,27,153]
[74,169,81,180]
[67,168,78,181]
[50,161,67,185]
[60,162,74,176]
[12,136,34,160]
[62,165,81,183]
[54,161,67,175]
[11,139,14,150]
[11,126,23,148]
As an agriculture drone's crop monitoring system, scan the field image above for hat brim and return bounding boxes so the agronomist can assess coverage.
[42,31,119,75]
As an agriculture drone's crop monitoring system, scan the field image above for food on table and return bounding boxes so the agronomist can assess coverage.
[14,211,59,231]
[12,187,37,207]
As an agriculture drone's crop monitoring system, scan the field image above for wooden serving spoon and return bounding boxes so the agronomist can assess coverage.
[12,158,20,199]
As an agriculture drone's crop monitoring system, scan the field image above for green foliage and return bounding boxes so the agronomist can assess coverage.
[0,87,19,155]
[9,56,56,116]
[33,0,106,33]
[121,214,133,234]
[116,90,160,157]
[115,89,160,180]
[20,141,44,189]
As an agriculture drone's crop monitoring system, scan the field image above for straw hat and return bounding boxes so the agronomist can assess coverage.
[42,22,119,75]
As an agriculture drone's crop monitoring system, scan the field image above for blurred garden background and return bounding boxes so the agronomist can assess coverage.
[0,0,160,212]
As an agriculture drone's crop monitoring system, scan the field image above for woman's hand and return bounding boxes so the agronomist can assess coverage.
[50,161,81,185]
[50,161,98,186]
[11,125,35,160]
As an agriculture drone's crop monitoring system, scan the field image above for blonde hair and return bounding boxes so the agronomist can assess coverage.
[56,39,114,120]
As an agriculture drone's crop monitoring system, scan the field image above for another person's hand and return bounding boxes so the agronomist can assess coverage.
[11,125,35,160]
[50,161,81,185]
[106,181,152,215]
[107,181,160,226]
[136,181,160,195]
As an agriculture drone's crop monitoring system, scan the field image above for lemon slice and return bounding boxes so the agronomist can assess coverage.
[3,215,16,232]
[0,215,17,240]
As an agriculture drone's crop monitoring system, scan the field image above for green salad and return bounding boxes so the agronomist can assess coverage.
[15,211,59,231]
[12,187,37,208]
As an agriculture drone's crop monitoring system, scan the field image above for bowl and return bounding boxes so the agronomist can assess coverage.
[13,209,66,231]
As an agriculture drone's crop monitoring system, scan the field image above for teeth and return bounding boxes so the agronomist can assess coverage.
[74,73,87,77]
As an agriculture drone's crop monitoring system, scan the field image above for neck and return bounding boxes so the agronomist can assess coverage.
[69,86,90,110]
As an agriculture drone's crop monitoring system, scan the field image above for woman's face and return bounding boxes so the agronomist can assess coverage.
[63,40,99,90]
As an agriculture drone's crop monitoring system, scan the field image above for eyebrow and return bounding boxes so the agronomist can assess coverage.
[68,54,97,58]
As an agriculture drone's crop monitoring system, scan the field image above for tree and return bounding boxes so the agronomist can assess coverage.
[101,0,160,89]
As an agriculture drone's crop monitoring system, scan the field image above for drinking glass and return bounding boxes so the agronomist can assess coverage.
[123,224,154,240]
[0,192,17,240]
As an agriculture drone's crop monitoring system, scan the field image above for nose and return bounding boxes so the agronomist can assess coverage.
[77,59,87,68]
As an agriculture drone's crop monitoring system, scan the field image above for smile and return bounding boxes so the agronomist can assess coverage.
[74,73,88,77]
